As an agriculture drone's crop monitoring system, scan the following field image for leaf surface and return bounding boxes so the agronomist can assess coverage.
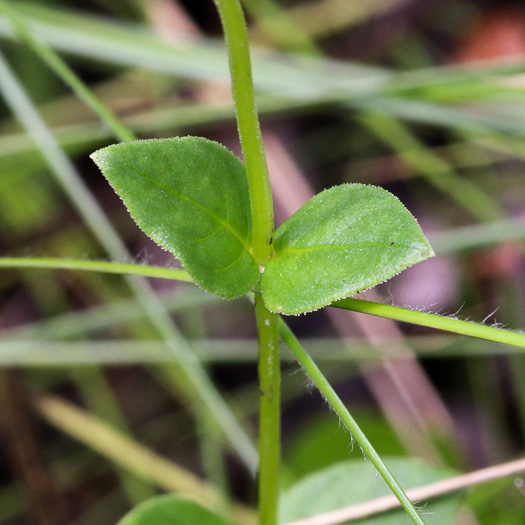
[280,458,462,524]
[262,184,433,314]
[116,495,229,525]
[91,137,259,298]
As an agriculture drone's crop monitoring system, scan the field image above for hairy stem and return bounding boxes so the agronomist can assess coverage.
[256,295,281,525]
[332,298,525,348]
[279,319,426,525]
[0,257,192,282]
[4,258,525,350]
[213,1,281,522]
[213,0,274,265]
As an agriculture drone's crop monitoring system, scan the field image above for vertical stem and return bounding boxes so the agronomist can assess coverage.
[255,295,281,525]
[213,0,274,265]
[214,1,281,523]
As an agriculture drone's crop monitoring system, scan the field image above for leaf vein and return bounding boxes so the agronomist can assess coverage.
[140,173,251,251]
[278,242,396,256]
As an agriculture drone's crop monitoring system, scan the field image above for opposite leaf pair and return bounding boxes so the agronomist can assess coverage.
[91,137,433,315]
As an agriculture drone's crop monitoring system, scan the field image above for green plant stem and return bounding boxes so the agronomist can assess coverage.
[0,257,192,282]
[255,294,281,525]
[332,298,525,348]
[214,2,281,523]
[278,319,426,525]
[5,257,525,350]
[0,0,135,142]
[214,0,274,265]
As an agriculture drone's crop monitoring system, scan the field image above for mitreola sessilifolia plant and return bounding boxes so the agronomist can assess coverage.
[4,1,525,525]
[89,0,433,524]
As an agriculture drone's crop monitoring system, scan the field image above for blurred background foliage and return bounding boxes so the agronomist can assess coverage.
[2,0,525,523]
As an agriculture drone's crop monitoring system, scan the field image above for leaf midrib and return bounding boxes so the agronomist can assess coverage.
[276,241,401,256]
[139,172,252,252]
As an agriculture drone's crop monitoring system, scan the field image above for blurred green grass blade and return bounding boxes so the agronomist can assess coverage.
[0,123,108,168]
[1,336,525,367]
[30,298,218,344]
[0,96,320,176]
[3,0,508,98]
[0,48,258,474]
[8,288,222,341]
[358,111,504,221]
[243,0,321,55]
[277,0,416,39]
[347,138,512,183]
[351,96,525,137]
[8,260,156,500]
[69,367,156,504]
[196,416,231,521]
[429,216,525,254]
[0,0,135,142]
[35,395,257,525]
[4,0,525,130]
[0,0,321,95]
[0,3,519,92]
[384,58,525,98]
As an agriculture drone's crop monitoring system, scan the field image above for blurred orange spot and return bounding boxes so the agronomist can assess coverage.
[455,8,525,63]
[474,242,522,278]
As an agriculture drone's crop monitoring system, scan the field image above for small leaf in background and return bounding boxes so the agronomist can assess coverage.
[280,458,462,524]
[284,411,404,485]
[261,184,433,315]
[91,137,260,298]
[116,495,230,525]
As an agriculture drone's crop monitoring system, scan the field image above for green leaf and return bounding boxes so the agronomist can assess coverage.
[285,411,404,484]
[91,137,260,298]
[116,495,230,525]
[280,458,463,524]
[261,184,433,315]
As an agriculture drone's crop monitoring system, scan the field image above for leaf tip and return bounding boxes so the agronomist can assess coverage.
[89,144,117,172]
